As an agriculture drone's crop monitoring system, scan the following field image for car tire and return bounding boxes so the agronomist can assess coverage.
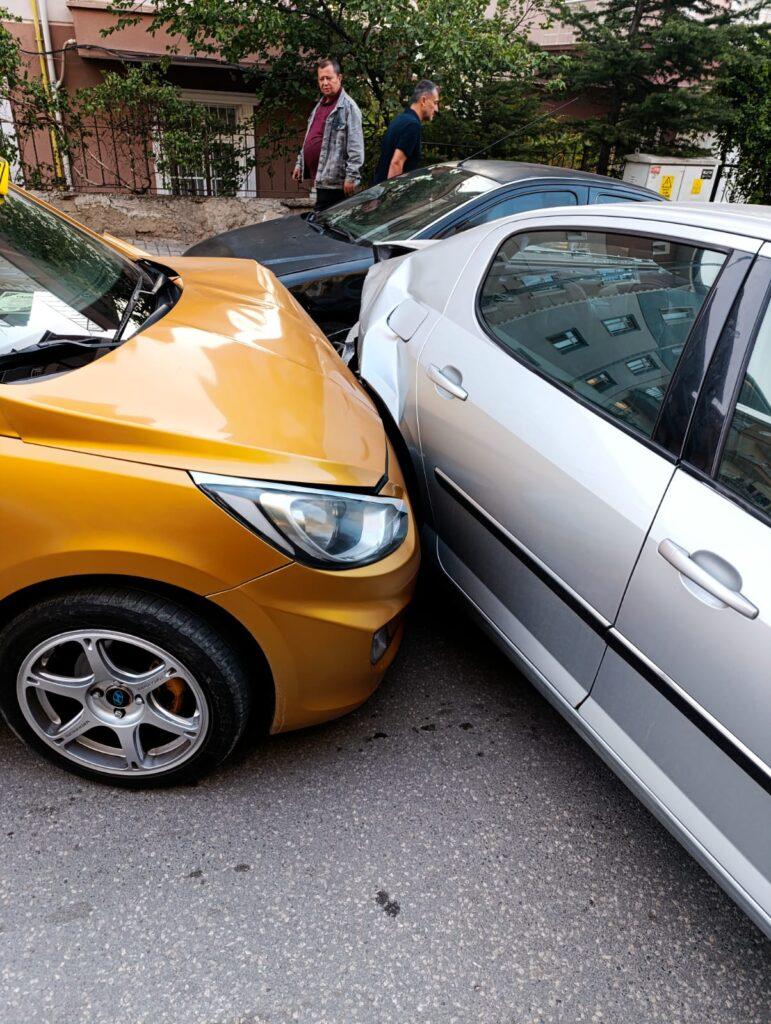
[0,587,254,787]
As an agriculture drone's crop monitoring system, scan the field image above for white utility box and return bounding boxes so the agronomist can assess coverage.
[622,153,720,202]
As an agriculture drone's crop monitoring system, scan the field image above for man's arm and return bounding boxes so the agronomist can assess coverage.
[344,101,365,193]
[387,149,408,179]
[387,120,420,179]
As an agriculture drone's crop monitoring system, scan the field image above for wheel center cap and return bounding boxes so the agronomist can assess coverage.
[105,686,132,709]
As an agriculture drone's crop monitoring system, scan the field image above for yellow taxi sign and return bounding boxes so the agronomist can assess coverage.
[0,158,9,197]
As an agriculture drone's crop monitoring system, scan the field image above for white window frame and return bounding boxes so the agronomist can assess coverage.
[154,90,258,197]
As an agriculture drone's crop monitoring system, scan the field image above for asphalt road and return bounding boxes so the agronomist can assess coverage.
[0,580,768,1024]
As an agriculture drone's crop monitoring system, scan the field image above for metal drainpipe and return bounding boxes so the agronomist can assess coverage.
[28,0,72,186]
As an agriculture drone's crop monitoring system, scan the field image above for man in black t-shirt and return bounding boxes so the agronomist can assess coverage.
[374,80,440,184]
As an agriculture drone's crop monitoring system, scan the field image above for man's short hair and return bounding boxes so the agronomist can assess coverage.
[317,58,341,75]
[411,79,438,104]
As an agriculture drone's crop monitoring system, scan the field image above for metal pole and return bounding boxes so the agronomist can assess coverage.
[27,0,72,186]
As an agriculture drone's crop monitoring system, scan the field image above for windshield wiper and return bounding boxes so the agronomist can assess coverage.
[320,222,357,244]
[11,331,122,356]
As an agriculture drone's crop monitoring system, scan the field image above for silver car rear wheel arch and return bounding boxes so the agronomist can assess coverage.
[16,629,210,778]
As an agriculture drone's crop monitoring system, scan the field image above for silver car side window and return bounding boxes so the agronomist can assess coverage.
[478,229,726,439]
[717,297,771,524]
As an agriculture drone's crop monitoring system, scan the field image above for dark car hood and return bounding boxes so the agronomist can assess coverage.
[185,214,370,279]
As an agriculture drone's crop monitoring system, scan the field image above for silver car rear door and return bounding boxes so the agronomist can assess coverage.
[415,213,759,706]
[581,251,771,936]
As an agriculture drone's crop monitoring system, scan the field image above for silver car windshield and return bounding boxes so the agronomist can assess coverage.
[315,165,498,243]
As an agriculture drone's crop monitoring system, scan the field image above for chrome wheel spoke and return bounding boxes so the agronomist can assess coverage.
[50,709,98,746]
[116,723,145,770]
[79,637,115,687]
[128,663,178,699]
[25,669,91,702]
[142,702,199,740]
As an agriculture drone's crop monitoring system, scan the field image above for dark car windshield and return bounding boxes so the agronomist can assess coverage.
[314,164,498,243]
[0,188,154,359]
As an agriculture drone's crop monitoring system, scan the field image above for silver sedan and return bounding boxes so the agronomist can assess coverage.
[354,202,771,937]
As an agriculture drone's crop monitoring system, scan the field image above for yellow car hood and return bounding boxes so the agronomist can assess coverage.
[0,257,387,489]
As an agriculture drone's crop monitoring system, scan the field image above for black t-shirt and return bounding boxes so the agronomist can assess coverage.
[374,109,422,184]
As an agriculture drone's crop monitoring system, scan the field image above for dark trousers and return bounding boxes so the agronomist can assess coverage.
[315,187,346,212]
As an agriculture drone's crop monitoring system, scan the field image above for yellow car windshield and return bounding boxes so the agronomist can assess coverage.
[0,189,150,356]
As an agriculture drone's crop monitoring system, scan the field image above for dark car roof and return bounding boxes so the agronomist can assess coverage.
[455,159,661,197]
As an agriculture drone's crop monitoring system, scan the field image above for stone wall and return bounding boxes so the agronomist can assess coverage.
[30,191,312,246]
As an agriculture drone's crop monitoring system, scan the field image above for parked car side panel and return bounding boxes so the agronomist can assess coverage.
[356,204,771,934]
[414,307,676,704]
[581,646,771,935]
[613,469,771,766]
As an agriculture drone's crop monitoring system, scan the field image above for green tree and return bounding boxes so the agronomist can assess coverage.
[0,6,68,180]
[714,35,771,203]
[0,15,254,195]
[104,0,562,170]
[77,67,255,195]
[549,0,771,175]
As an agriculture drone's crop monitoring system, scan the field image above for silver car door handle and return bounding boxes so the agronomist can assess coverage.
[658,539,759,619]
[427,364,468,401]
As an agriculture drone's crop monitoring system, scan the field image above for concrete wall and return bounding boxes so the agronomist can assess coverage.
[30,191,311,244]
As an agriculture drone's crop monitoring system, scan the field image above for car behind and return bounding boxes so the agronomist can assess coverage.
[185,160,663,344]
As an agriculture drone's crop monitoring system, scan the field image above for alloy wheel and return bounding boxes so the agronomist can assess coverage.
[16,630,209,778]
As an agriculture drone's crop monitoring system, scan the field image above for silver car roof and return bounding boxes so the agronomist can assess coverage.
[518,202,771,243]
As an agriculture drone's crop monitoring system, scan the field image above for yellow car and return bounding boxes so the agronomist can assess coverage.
[0,175,418,786]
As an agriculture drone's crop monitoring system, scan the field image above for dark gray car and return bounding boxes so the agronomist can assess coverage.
[186,161,662,343]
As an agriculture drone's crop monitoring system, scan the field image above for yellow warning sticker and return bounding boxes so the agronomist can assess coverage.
[691,178,703,195]
[0,159,9,197]
[659,174,675,199]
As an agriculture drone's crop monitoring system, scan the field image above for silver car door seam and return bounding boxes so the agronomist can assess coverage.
[579,460,678,698]
[434,466,771,797]
[433,467,611,631]
[604,628,771,790]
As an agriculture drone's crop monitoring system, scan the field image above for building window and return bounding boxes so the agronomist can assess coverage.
[519,272,561,292]
[548,327,587,354]
[626,354,657,375]
[585,370,616,392]
[603,314,639,336]
[157,95,257,198]
[661,307,694,325]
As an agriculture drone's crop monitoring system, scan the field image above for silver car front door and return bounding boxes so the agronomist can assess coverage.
[416,218,749,706]
[582,258,771,934]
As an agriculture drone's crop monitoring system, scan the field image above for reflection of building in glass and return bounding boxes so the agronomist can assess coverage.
[479,232,725,437]
[720,405,771,516]
[603,314,638,336]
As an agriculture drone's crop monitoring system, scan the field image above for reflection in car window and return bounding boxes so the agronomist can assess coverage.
[478,230,726,439]
[718,300,771,523]
[460,190,578,230]
[314,165,497,243]
[592,192,647,204]
[0,189,151,356]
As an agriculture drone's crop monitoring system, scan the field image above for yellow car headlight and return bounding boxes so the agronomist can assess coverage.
[191,473,408,569]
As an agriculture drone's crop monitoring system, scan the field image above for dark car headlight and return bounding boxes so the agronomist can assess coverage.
[191,472,408,569]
